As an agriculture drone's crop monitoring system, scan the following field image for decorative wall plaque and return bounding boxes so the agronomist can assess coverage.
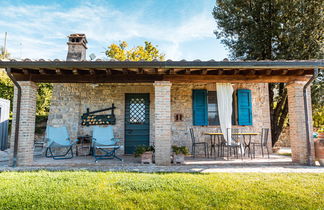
[81,104,116,126]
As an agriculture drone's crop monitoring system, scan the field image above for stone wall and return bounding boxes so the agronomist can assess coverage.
[48,82,271,155]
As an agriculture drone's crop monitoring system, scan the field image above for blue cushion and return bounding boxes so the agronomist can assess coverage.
[46,126,71,146]
[92,126,116,146]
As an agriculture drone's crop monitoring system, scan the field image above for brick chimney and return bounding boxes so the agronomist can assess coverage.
[66,34,87,61]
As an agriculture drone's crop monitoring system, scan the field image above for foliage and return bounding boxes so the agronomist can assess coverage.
[0,70,14,105]
[311,70,324,130]
[0,46,10,59]
[172,145,190,155]
[106,41,165,61]
[134,145,155,157]
[0,70,53,116]
[0,172,323,209]
[213,0,324,145]
[36,83,53,116]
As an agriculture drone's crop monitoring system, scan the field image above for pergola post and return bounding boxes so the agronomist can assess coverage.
[9,81,37,166]
[287,81,315,165]
[154,81,172,166]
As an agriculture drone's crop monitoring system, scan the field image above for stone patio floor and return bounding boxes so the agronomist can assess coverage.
[0,153,323,173]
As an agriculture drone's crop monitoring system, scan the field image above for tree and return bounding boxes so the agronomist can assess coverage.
[0,46,10,59]
[106,41,165,61]
[213,0,324,146]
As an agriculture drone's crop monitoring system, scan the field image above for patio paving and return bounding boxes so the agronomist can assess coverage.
[1,153,323,173]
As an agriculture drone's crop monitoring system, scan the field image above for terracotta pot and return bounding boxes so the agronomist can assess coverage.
[141,151,153,164]
[173,153,185,164]
[314,135,324,166]
[318,132,324,139]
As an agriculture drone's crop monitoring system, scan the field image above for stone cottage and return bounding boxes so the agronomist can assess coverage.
[0,34,322,166]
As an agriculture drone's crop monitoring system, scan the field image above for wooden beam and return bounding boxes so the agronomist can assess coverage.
[55,69,62,75]
[89,69,95,75]
[185,68,191,75]
[72,69,79,75]
[39,69,46,75]
[266,69,272,75]
[22,69,29,75]
[218,69,224,75]
[249,70,256,75]
[137,68,144,74]
[12,74,163,83]
[282,70,288,75]
[122,68,128,74]
[201,69,208,75]
[169,68,175,74]
[163,75,310,83]
[233,69,240,75]
[11,72,311,83]
[297,69,304,75]
[105,68,112,75]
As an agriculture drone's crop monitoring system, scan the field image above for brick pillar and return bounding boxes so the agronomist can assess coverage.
[287,81,314,165]
[154,81,172,165]
[9,81,37,166]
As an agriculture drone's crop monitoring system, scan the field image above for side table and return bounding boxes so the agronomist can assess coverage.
[76,135,92,156]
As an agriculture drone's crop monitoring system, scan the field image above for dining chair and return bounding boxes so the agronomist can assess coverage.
[221,128,243,160]
[189,128,209,158]
[251,128,270,158]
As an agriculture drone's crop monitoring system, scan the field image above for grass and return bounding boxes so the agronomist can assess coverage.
[0,172,323,209]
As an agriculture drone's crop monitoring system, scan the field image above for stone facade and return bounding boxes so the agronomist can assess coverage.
[287,82,314,164]
[9,81,37,166]
[48,82,272,161]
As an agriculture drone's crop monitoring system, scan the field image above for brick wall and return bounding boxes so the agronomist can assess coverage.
[9,81,37,166]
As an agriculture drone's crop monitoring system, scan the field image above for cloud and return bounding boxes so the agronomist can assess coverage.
[0,1,224,60]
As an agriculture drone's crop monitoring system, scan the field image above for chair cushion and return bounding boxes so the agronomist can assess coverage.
[46,126,71,146]
[92,126,116,145]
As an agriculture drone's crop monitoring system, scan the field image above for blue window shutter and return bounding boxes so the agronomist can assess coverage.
[237,89,252,125]
[192,90,208,126]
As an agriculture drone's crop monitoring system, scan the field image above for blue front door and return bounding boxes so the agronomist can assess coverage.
[125,93,150,154]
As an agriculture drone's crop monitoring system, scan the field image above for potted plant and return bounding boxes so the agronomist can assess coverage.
[315,128,324,166]
[134,145,155,164]
[172,145,189,164]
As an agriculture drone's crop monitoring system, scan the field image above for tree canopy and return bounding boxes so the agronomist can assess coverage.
[213,0,324,60]
[213,0,324,145]
[106,41,165,61]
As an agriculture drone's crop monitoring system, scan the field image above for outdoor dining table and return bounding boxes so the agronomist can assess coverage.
[204,132,259,159]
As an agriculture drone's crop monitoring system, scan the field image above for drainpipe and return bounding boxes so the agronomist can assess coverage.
[303,67,318,166]
[5,68,21,167]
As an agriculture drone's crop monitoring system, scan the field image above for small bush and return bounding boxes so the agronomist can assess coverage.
[134,145,154,157]
[172,145,189,155]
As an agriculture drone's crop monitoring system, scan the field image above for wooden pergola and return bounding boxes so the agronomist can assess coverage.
[0,59,323,166]
[1,60,322,83]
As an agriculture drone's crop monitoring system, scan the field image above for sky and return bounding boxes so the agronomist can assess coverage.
[0,0,229,61]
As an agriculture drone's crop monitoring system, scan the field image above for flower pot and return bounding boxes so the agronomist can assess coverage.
[173,153,185,164]
[314,135,324,166]
[141,151,153,164]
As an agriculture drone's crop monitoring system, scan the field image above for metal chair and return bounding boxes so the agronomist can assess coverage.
[45,126,76,160]
[189,128,209,158]
[92,126,122,162]
[220,128,243,160]
[251,128,270,158]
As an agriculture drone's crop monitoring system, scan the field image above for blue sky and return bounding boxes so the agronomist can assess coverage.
[0,0,228,60]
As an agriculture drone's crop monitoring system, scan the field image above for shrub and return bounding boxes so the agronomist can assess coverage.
[172,145,189,155]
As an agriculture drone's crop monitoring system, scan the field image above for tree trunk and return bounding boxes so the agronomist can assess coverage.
[269,83,289,146]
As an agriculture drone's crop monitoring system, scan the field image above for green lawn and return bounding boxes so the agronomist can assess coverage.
[0,172,323,209]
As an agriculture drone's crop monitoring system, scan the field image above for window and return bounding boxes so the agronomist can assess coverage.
[207,91,219,125]
[193,89,252,126]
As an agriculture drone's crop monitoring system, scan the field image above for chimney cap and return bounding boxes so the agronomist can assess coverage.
[67,33,88,46]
